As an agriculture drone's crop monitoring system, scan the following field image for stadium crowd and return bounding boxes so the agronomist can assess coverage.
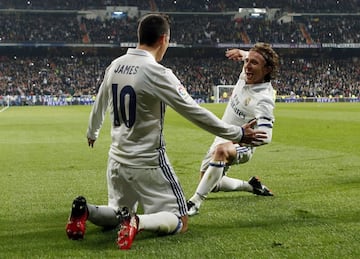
[0,0,359,105]
[1,54,359,105]
[1,12,359,44]
[0,0,359,12]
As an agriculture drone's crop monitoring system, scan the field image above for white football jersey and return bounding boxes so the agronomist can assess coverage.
[211,71,275,148]
[87,48,244,167]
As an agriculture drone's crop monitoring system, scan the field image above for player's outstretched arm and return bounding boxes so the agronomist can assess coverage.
[240,119,267,146]
[225,49,248,61]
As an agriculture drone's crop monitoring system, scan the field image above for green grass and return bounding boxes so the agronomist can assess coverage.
[0,103,359,258]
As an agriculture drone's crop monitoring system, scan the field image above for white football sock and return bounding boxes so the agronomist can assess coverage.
[87,204,120,227]
[190,161,225,206]
[218,175,252,192]
[138,212,182,234]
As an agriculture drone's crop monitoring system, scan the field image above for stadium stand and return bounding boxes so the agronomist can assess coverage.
[0,0,359,105]
[0,0,359,12]
[1,12,359,44]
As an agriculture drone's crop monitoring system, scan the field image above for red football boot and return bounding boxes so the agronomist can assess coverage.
[66,196,88,240]
[117,207,139,250]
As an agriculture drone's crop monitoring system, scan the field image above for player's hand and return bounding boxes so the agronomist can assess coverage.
[225,49,247,61]
[240,119,267,146]
[88,138,96,148]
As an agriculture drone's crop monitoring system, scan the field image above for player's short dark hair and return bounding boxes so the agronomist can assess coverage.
[251,42,280,82]
[137,13,170,46]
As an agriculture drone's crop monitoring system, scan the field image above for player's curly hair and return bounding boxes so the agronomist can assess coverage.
[251,42,280,82]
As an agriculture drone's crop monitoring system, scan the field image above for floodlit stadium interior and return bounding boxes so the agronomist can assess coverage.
[0,0,359,105]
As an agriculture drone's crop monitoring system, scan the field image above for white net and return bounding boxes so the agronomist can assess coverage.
[0,95,10,112]
[213,85,234,103]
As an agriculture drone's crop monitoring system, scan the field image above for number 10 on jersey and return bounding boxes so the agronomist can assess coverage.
[112,84,136,128]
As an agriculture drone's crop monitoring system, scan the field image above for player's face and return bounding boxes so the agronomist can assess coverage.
[244,50,271,84]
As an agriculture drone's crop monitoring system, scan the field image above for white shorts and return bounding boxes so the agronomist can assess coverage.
[106,157,187,217]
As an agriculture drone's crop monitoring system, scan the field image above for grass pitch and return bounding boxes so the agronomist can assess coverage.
[0,103,359,258]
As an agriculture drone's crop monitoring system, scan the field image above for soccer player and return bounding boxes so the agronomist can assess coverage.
[187,43,280,216]
[65,14,267,250]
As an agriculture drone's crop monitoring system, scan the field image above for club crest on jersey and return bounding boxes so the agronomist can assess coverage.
[244,97,251,106]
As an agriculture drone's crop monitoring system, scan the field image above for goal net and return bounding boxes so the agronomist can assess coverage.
[213,85,234,103]
[0,95,10,112]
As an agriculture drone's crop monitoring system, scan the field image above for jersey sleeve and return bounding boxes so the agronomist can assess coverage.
[146,66,244,143]
[239,50,249,81]
[254,94,275,145]
[86,66,111,140]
